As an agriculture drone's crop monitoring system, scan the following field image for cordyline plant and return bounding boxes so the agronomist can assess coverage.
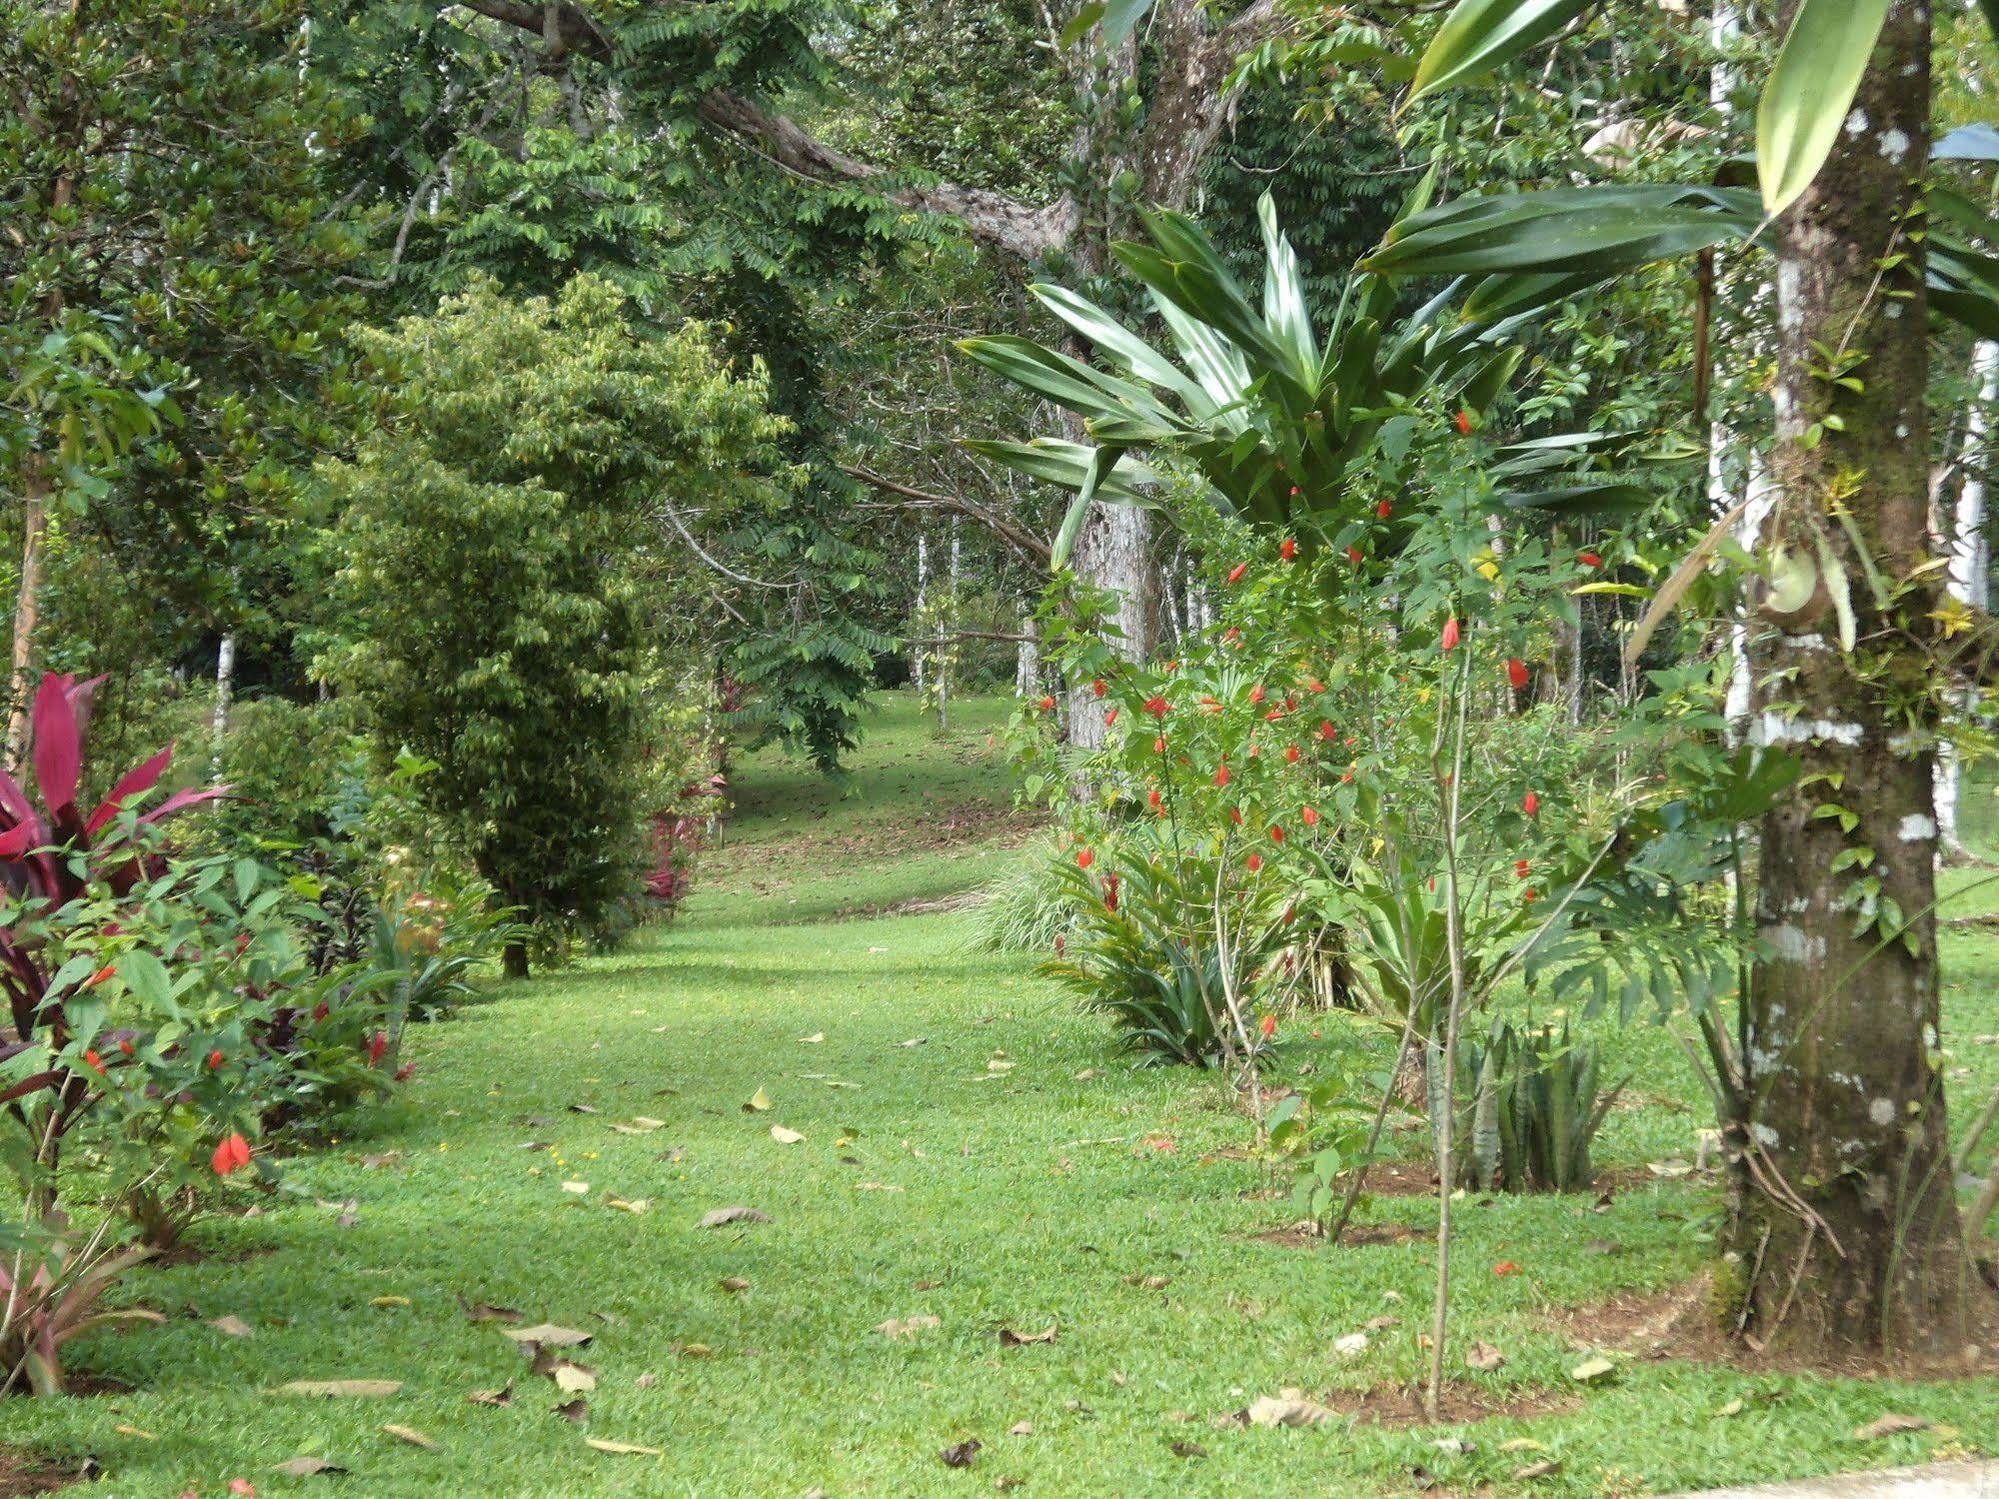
[0,672,223,1149]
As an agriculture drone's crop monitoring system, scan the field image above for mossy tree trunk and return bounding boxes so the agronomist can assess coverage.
[1734,0,1968,1356]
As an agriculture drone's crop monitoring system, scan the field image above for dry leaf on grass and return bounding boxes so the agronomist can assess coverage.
[605,1196,650,1214]
[743,1087,772,1113]
[997,1323,1057,1347]
[552,1362,597,1394]
[1498,1438,1545,1453]
[697,1206,768,1229]
[939,1439,981,1468]
[1245,1391,1333,1428]
[272,1456,345,1477]
[718,1277,751,1293]
[553,1398,588,1423]
[504,1323,592,1349]
[1853,1414,1930,1440]
[114,1424,155,1440]
[876,1314,941,1339]
[382,1424,439,1451]
[799,1033,825,1044]
[1515,1460,1562,1480]
[1171,1441,1208,1460]
[1333,1332,1369,1356]
[209,1314,254,1338]
[1465,1341,1506,1371]
[1568,1355,1616,1384]
[561,1180,590,1195]
[1006,1421,1033,1437]
[585,1439,662,1457]
[770,1125,805,1145]
[460,1299,522,1324]
[467,1383,512,1407]
[371,1295,410,1309]
[273,1380,401,1398]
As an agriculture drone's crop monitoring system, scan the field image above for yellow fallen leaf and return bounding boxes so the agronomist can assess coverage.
[274,1379,402,1398]
[606,1196,650,1214]
[561,1180,590,1194]
[114,1424,156,1440]
[743,1087,771,1112]
[770,1125,805,1145]
[371,1295,411,1309]
[382,1424,439,1450]
[585,1439,662,1457]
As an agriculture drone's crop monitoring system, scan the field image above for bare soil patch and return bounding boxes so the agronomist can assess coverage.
[1543,1272,1999,1380]
[0,1448,78,1497]
[1318,1379,1580,1428]
[1251,1219,1427,1250]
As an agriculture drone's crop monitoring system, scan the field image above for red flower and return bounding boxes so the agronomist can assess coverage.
[1246,853,1263,873]
[393,1063,416,1083]
[83,1048,104,1074]
[1301,806,1319,826]
[1506,657,1530,691]
[1223,626,1240,644]
[1038,695,1055,712]
[1264,709,1282,723]
[1076,848,1094,870]
[1523,888,1539,904]
[312,999,330,1022]
[1441,617,1461,653]
[84,963,115,989]
[1346,545,1363,565]
[1341,767,1355,784]
[117,1038,134,1056]
[1283,745,1300,764]
[1143,695,1169,717]
[210,1132,251,1177]
[1319,720,1336,741]
[1279,537,1296,560]
[1523,790,1540,817]
[1578,550,1603,569]
[1213,764,1231,788]
[1455,410,1473,435]
[367,1030,387,1066]
[1227,562,1248,585]
[1288,485,1299,497]
[1152,736,1167,754]
[1103,708,1118,727]
[207,1049,224,1071]
[1147,788,1162,811]
[1229,807,1244,825]
[1092,677,1107,698]
[1515,860,1531,879]
[1492,1260,1519,1277]
[1376,498,1392,519]
[1259,1014,1277,1040]
[1249,684,1266,705]
[1269,825,1285,844]
[1306,679,1324,693]
[1102,873,1120,912]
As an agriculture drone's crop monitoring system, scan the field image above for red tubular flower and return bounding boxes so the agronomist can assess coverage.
[1578,551,1603,569]
[117,1038,134,1056]
[1455,410,1473,435]
[1223,626,1240,644]
[1319,720,1336,741]
[214,1133,252,1176]
[85,963,115,989]
[1092,677,1107,698]
[1037,695,1055,712]
[1259,1014,1277,1040]
[1283,745,1300,765]
[1492,1260,1519,1277]
[1288,485,1299,498]
[1269,825,1285,844]
[1441,617,1461,653]
[1076,848,1094,870]
[1376,499,1392,519]
[1523,790,1540,817]
[207,1049,224,1071]
[1103,708,1118,727]
[1306,679,1324,693]
[367,1030,387,1066]
[1147,788,1162,811]
[1264,710,1282,723]
[1341,767,1355,784]
[1213,764,1231,788]
[1143,695,1168,718]
[1523,888,1539,904]
[1227,562,1248,585]
[83,1048,104,1074]
[1279,537,1296,560]
[1515,860,1531,879]
[1249,684,1266,705]
[1301,806,1319,827]
[1246,853,1263,873]
[1346,545,1363,565]
[1152,736,1167,754]
[1506,657,1530,691]
[393,1063,416,1083]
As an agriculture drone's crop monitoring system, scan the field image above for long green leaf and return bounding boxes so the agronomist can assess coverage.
[1410,0,1592,100]
[1755,0,1893,216]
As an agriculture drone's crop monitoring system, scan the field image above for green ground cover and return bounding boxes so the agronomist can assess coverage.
[7,693,1998,1496]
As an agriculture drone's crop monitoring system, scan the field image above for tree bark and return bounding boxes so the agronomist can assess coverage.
[5,468,48,767]
[1735,0,1968,1357]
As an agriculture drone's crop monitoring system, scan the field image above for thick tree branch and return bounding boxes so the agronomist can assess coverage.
[842,464,1051,564]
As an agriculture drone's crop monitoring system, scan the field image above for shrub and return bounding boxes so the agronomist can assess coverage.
[969,854,1076,954]
[1448,1018,1628,1193]
[0,1221,156,1396]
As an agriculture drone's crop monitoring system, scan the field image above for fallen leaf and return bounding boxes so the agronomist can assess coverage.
[271,1456,344,1477]
[743,1087,772,1112]
[1569,1355,1617,1385]
[1333,1331,1369,1356]
[552,1362,597,1394]
[998,1323,1057,1347]
[1006,1421,1033,1437]
[360,1152,401,1169]
[939,1439,981,1469]
[697,1206,768,1229]
[1498,1438,1546,1454]
[1853,1414,1930,1440]
[1715,1398,1746,1418]
[605,1196,650,1214]
[987,1060,1016,1074]
[114,1423,157,1439]
[718,1277,752,1293]
[585,1439,661,1457]
[1246,1391,1333,1428]
[1129,1274,1170,1290]
[855,1181,903,1192]
[382,1424,439,1451]
[228,1480,257,1497]
[1647,1158,1693,1178]
[770,1125,805,1145]
[897,1037,927,1048]
[678,1343,713,1358]
[553,1398,588,1423]
[460,1299,523,1324]
[504,1323,592,1349]
[467,1384,513,1407]
[1171,1441,1208,1460]
[1073,1068,1102,1081]
[273,1380,401,1398]
[799,1033,825,1044]
[876,1314,941,1339]
[371,1295,410,1309]
[1465,1341,1506,1372]
[209,1314,254,1338]
[1515,1460,1562,1480]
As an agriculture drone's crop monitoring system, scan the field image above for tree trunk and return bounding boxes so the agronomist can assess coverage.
[503,939,529,980]
[5,468,48,766]
[1735,0,1968,1357]
[210,633,237,781]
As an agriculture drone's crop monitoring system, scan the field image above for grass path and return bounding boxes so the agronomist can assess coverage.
[9,694,1999,1496]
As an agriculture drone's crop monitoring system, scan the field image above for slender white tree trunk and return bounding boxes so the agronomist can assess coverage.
[912,534,929,691]
[1016,608,1038,698]
[210,633,237,781]
[1938,338,1998,854]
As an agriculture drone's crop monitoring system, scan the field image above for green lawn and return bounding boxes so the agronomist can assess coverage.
[9,692,1999,1496]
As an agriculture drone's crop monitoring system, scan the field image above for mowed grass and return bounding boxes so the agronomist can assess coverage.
[9,692,1999,1496]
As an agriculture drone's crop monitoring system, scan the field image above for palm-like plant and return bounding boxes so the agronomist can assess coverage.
[959,190,1647,570]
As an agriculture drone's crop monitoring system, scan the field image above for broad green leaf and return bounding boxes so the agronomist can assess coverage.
[1050,445,1125,571]
[118,950,174,1009]
[1501,481,1653,518]
[1059,1,1105,47]
[1755,0,1893,216]
[1410,0,1592,100]
[1099,0,1149,45]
